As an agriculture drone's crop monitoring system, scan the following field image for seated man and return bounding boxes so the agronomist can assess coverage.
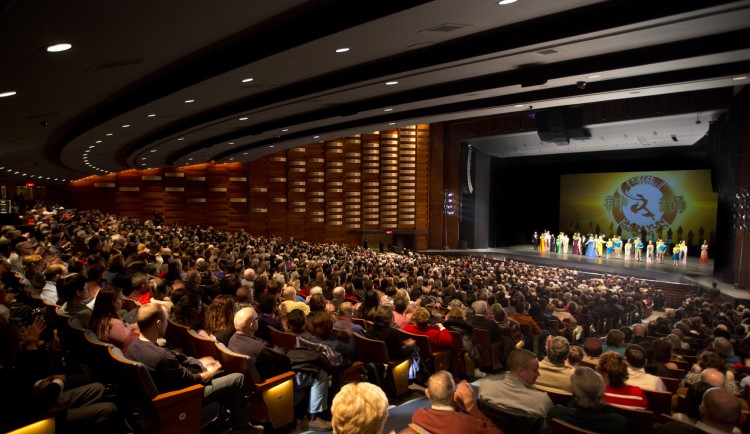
[411,370,502,434]
[659,387,743,434]
[125,303,259,434]
[478,349,553,418]
[229,307,332,432]
[536,336,574,393]
[624,344,667,392]
[331,382,389,434]
[548,366,630,434]
[333,301,365,335]
[58,273,93,328]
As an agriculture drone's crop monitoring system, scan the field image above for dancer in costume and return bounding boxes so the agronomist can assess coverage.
[657,239,667,263]
[700,240,709,263]
[613,236,623,259]
[605,238,614,259]
[539,231,546,253]
[572,233,581,255]
[624,238,632,260]
[646,240,654,263]
[679,241,688,264]
[585,234,598,257]
[672,245,680,265]
[634,238,644,261]
[595,235,604,257]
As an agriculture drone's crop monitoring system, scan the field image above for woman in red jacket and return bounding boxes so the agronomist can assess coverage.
[403,307,454,351]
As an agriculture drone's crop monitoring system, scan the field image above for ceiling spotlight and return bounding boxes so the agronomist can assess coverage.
[576,81,587,90]
[242,77,254,83]
[385,81,398,85]
[0,91,17,98]
[335,48,349,53]
[46,43,72,53]
[498,0,517,4]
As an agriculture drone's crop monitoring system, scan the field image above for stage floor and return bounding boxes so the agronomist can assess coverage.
[420,245,749,304]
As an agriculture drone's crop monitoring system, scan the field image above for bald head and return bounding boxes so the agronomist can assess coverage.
[282,286,297,301]
[234,307,258,334]
[426,370,455,406]
[137,303,167,333]
[700,387,742,431]
[700,368,726,388]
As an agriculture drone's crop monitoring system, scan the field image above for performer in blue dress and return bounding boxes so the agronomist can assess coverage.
[585,233,598,257]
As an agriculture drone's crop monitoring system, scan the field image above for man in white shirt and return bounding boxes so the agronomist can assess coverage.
[624,344,667,392]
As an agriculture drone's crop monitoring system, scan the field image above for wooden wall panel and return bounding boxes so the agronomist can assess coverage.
[57,125,431,248]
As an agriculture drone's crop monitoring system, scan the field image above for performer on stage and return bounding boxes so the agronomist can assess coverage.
[572,233,581,255]
[595,235,604,257]
[700,240,709,263]
[613,236,623,259]
[605,238,614,259]
[539,231,546,253]
[556,233,562,254]
[562,232,569,254]
[624,238,632,260]
[679,241,688,264]
[634,238,644,261]
[550,232,557,253]
[585,234,598,257]
[646,240,654,263]
[532,231,539,250]
[657,239,667,263]
[672,245,680,265]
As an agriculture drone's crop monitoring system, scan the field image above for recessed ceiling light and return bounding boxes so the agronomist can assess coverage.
[587,75,601,79]
[188,157,194,161]
[269,145,275,148]
[177,137,184,141]
[228,142,234,145]
[313,136,320,139]
[89,145,96,148]
[46,43,72,53]
[733,76,747,81]
[229,158,234,161]
[96,140,102,143]
[243,152,248,155]
[0,91,17,98]
[141,157,147,160]
[514,104,524,108]
[282,129,288,132]
[106,133,113,136]
[239,117,248,121]
[122,124,130,128]
[386,81,398,85]
[335,48,349,53]
[389,122,396,125]
[498,0,517,4]
[242,77,254,83]
[185,99,195,103]
[384,108,393,112]
[150,149,157,152]
[147,114,156,117]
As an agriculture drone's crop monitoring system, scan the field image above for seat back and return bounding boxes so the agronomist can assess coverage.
[164,320,194,356]
[473,327,493,370]
[447,329,470,377]
[267,326,297,350]
[214,342,295,430]
[351,318,369,329]
[83,330,117,384]
[186,328,220,360]
[353,332,392,363]
[549,418,597,434]
[606,404,656,434]
[642,389,672,420]
[657,376,680,394]
[352,333,410,397]
[476,399,544,434]
[107,346,205,434]
[534,384,573,406]
[398,329,450,378]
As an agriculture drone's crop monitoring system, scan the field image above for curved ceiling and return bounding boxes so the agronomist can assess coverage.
[0,0,749,184]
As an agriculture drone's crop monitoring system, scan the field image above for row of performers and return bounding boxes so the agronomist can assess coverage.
[532,231,709,264]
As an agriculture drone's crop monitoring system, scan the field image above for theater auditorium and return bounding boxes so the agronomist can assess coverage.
[2,2,750,433]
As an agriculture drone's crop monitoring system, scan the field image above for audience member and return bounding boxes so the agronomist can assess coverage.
[412,370,502,434]
[597,351,648,409]
[331,382,391,434]
[478,348,553,417]
[536,336,574,392]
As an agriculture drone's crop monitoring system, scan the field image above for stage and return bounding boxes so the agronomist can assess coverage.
[420,245,750,306]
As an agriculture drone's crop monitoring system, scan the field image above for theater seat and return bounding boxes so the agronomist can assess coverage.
[476,399,544,434]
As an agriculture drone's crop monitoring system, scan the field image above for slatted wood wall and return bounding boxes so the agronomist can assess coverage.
[55,126,431,248]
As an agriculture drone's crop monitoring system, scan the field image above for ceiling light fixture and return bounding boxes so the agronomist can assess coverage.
[587,74,601,79]
[733,76,747,81]
[106,133,113,136]
[228,142,234,145]
[384,108,393,112]
[239,117,248,121]
[386,81,398,85]
[147,114,156,117]
[177,137,184,141]
[46,43,72,53]
[122,124,130,128]
[242,77,254,83]
[282,129,288,132]
[95,140,102,143]
[498,0,517,4]
[514,104,524,108]
[335,48,349,53]
[185,99,195,103]
[313,135,320,139]
[0,91,17,98]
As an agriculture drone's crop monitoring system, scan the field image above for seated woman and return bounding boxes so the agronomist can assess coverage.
[403,307,454,351]
[169,290,204,331]
[597,351,648,409]
[199,294,236,346]
[89,285,139,352]
[307,311,355,361]
[682,350,739,395]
